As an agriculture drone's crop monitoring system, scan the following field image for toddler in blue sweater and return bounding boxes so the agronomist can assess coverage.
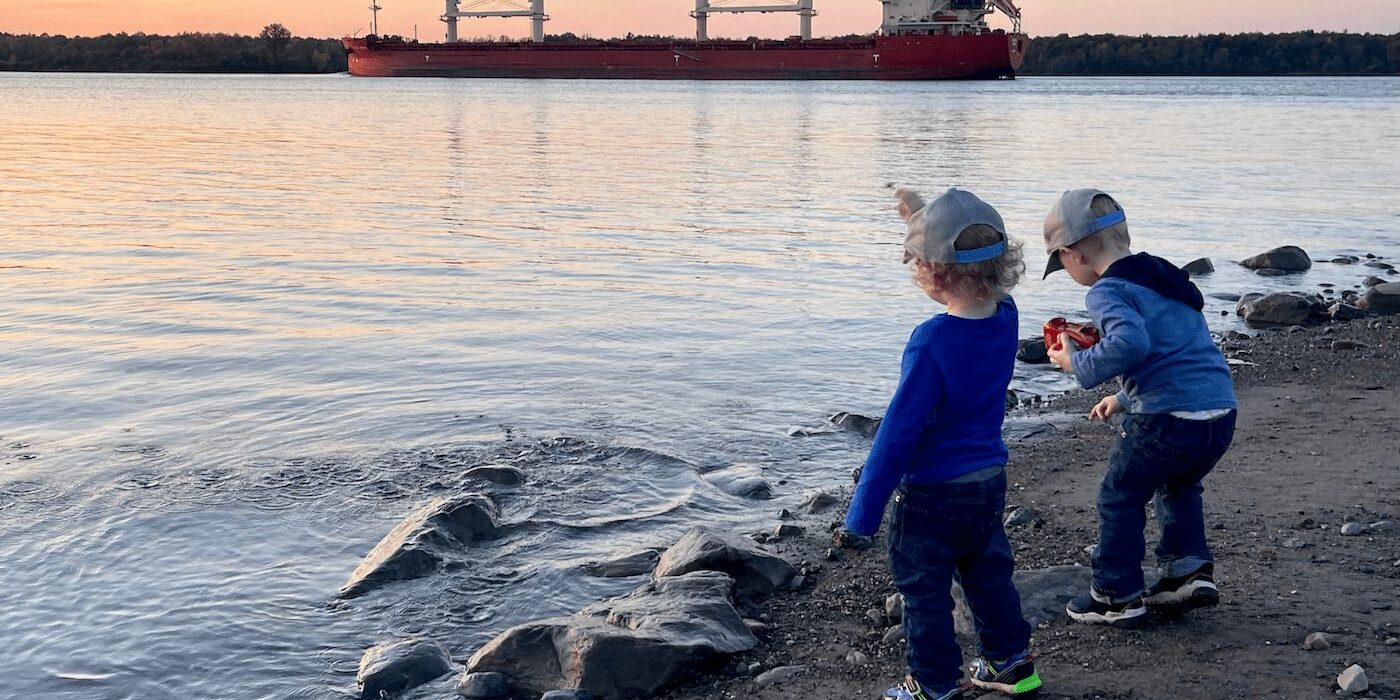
[836,188,1041,700]
[1042,189,1237,627]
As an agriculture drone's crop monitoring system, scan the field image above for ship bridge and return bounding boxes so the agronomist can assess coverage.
[882,0,1021,36]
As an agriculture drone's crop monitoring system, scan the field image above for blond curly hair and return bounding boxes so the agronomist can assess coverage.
[911,224,1025,301]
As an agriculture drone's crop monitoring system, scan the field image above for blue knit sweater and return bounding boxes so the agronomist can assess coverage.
[843,298,1018,536]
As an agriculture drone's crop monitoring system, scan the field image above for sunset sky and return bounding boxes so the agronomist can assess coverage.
[3,0,1397,39]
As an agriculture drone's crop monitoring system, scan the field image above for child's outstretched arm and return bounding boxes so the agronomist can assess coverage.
[1064,285,1149,392]
[842,325,946,537]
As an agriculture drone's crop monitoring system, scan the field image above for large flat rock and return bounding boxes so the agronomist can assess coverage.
[652,526,796,607]
[467,571,757,699]
[340,493,500,598]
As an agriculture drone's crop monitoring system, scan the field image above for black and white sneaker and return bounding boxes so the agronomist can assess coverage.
[1143,563,1219,611]
[1066,589,1147,627]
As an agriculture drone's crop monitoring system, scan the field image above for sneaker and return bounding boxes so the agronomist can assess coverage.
[969,654,1042,697]
[1066,588,1147,626]
[882,676,964,700]
[1143,563,1218,610]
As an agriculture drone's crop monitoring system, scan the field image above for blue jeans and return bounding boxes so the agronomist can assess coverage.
[1093,410,1237,602]
[888,470,1032,691]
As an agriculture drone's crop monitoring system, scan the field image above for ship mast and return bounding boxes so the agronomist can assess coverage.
[692,0,818,41]
[443,0,549,42]
[369,0,382,36]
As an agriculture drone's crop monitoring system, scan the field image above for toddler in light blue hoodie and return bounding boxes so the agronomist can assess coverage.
[1042,189,1237,627]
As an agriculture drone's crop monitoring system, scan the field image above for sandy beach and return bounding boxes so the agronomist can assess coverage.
[660,316,1400,700]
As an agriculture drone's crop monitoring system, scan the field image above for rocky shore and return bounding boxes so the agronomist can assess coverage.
[347,247,1400,700]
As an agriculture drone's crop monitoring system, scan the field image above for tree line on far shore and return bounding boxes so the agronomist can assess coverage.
[1019,31,1400,75]
[1,27,1396,75]
[0,25,345,73]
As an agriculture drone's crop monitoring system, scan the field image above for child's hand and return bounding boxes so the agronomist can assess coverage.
[1046,335,1080,372]
[832,527,874,550]
[1089,394,1123,422]
[894,188,926,222]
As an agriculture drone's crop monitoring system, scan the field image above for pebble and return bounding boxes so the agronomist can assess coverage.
[1004,506,1037,528]
[743,619,768,635]
[886,592,905,623]
[866,608,885,626]
[754,665,808,686]
[746,662,761,676]
[1369,520,1396,532]
[773,523,803,538]
[1340,522,1364,536]
[882,624,906,645]
[1330,340,1368,351]
[1337,664,1368,693]
[825,548,840,561]
[1304,632,1331,651]
[1282,537,1307,549]
[1386,637,1399,646]
[845,650,870,665]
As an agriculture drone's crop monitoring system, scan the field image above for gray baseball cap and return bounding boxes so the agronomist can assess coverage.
[1042,188,1126,278]
[902,187,1007,265]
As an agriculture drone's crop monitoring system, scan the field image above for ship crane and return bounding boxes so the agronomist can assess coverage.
[442,0,549,42]
[693,0,817,41]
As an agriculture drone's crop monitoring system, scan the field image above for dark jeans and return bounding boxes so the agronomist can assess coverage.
[1092,410,1237,602]
[888,471,1032,691]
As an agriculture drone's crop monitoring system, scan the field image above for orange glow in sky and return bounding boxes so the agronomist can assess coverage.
[3,0,1397,39]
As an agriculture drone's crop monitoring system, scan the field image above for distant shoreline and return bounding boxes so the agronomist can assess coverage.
[2,30,1396,76]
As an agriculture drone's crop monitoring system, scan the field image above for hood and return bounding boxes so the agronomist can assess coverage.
[1100,253,1204,311]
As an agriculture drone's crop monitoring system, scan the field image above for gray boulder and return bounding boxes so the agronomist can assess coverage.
[357,638,455,699]
[540,692,593,700]
[830,412,882,438]
[458,671,510,698]
[1016,337,1050,364]
[1240,246,1311,273]
[652,526,796,606]
[953,565,1090,636]
[1182,258,1214,276]
[464,465,525,486]
[467,571,757,699]
[1237,292,1321,326]
[1360,282,1400,315]
[701,465,773,500]
[341,493,500,598]
[1363,275,1386,287]
[580,549,663,578]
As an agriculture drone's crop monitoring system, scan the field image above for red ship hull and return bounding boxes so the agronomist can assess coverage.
[342,33,1026,80]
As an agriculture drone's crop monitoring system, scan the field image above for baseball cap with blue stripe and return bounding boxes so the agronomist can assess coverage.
[1042,188,1126,279]
[900,187,1008,266]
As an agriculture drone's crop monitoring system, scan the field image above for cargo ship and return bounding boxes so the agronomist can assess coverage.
[344,0,1025,80]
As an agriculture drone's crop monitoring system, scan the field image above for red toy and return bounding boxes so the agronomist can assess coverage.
[1043,317,1102,351]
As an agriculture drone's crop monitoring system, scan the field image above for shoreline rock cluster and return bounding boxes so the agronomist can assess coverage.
[353,526,800,699]
[1014,245,1400,363]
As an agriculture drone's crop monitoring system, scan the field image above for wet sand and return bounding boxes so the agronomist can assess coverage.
[660,316,1400,700]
